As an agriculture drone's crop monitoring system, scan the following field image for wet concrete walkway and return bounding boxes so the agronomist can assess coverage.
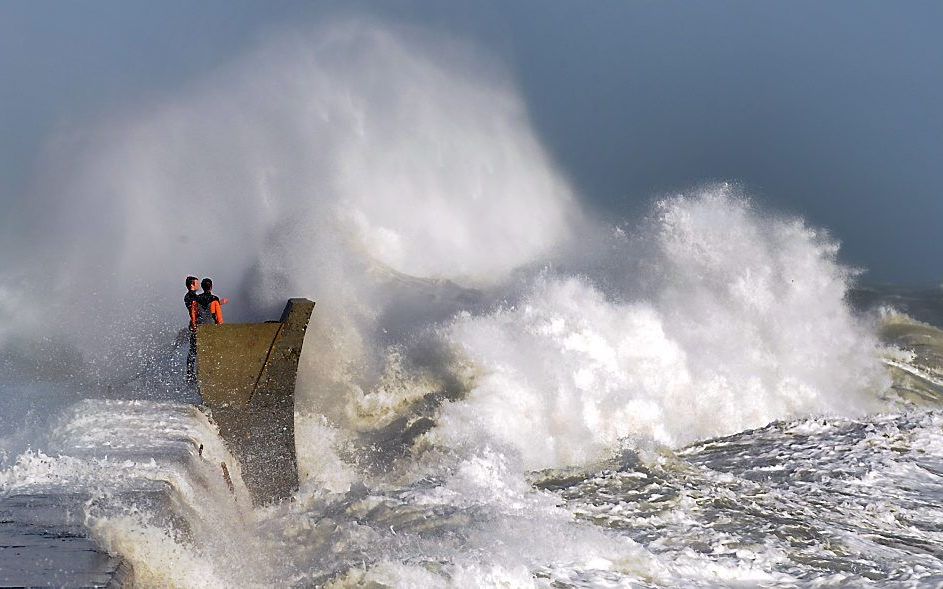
[0,494,131,588]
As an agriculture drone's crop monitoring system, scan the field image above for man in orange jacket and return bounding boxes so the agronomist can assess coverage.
[190,277,227,328]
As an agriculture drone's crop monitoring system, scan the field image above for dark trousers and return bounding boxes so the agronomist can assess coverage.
[186,331,197,383]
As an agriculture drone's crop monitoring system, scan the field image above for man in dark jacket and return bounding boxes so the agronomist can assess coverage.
[184,276,199,382]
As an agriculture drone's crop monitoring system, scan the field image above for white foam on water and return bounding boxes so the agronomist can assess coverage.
[0,399,283,588]
[0,12,920,588]
[262,444,670,588]
[89,518,232,589]
[553,409,943,586]
[430,189,888,470]
[295,413,359,495]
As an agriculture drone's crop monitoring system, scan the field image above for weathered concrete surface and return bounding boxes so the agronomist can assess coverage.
[196,298,315,505]
[0,493,133,588]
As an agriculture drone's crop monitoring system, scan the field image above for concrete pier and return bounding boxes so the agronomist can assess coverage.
[195,298,315,504]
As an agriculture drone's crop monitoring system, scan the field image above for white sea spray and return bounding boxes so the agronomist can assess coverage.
[0,14,930,589]
[431,191,887,470]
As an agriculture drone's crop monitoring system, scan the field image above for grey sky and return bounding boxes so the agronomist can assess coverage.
[2,1,941,284]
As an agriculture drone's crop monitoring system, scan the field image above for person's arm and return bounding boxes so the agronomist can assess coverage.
[189,300,199,330]
[211,300,224,324]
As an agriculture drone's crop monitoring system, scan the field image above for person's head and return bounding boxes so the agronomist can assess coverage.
[201,278,213,292]
[186,276,198,291]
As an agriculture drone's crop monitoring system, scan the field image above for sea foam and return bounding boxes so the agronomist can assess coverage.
[430,190,888,470]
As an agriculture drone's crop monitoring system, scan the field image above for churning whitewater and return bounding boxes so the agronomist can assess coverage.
[2,19,942,589]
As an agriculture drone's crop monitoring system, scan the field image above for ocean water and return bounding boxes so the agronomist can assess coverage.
[3,314,943,588]
[3,190,943,587]
[3,20,943,588]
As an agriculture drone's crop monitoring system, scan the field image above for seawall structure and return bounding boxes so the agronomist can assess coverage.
[195,298,316,505]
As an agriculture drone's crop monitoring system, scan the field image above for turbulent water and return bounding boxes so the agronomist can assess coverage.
[3,18,943,589]
[3,307,943,588]
[4,219,943,588]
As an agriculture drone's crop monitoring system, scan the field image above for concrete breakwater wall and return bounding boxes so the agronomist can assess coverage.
[0,299,315,587]
[0,400,254,588]
[195,298,315,504]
